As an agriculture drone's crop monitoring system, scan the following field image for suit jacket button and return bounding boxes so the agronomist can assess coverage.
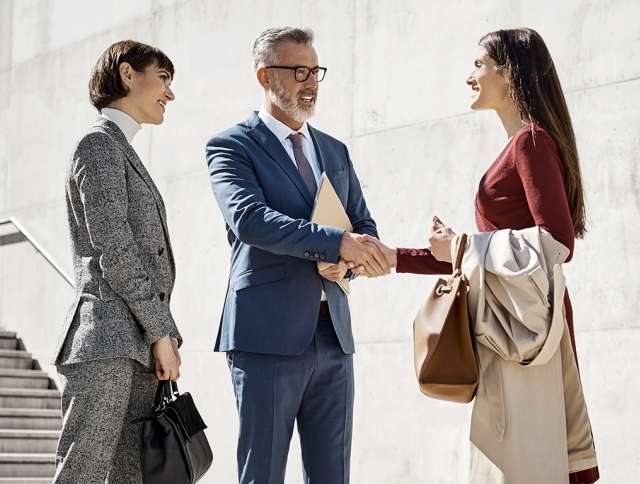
[158,247,165,255]
[304,251,310,257]
[159,292,166,301]
[314,253,320,259]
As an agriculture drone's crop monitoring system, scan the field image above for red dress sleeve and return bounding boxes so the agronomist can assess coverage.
[396,248,452,275]
[514,129,575,260]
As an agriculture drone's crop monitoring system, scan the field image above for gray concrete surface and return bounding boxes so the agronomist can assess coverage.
[0,0,638,482]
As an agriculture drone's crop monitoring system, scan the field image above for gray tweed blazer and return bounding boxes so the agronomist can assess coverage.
[55,117,182,368]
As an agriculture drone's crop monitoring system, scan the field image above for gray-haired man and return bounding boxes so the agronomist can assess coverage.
[205,27,388,484]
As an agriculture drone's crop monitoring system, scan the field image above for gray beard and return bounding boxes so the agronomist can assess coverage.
[270,78,315,124]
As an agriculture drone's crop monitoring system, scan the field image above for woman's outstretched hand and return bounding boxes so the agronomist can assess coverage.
[429,216,456,262]
[349,235,397,277]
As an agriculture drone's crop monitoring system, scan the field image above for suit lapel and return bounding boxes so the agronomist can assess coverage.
[246,113,315,208]
[95,118,175,272]
[308,126,352,211]
[123,149,173,266]
[307,125,328,173]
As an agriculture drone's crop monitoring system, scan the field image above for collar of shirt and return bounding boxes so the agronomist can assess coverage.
[257,108,311,145]
[100,107,141,145]
[257,107,321,178]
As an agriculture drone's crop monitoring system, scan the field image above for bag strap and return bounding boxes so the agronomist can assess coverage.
[453,233,468,274]
[153,380,181,409]
[169,380,179,396]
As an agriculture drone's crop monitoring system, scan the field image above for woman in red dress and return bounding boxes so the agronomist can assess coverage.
[358,28,599,483]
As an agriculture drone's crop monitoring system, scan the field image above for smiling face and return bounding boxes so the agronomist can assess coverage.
[119,61,175,124]
[466,48,510,111]
[259,41,319,129]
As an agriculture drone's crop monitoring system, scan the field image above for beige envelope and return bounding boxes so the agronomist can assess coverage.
[311,173,352,294]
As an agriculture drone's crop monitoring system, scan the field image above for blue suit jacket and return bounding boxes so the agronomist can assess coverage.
[205,112,378,355]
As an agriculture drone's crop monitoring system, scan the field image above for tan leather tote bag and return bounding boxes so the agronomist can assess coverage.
[412,234,478,403]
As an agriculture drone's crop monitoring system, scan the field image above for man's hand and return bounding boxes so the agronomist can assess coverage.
[428,215,456,262]
[349,235,397,277]
[317,260,349,282]
[153,336,181,381]
[339,232,390,277]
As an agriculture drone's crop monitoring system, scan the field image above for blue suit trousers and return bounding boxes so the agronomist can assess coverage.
[227,315,354,484]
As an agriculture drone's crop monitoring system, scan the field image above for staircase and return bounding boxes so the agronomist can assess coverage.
[0,331,60,483]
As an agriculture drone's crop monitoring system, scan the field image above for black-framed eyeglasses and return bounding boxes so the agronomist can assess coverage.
[264,65,327,82]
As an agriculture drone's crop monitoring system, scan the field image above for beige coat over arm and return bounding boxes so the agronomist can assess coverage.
[455,227,597,484]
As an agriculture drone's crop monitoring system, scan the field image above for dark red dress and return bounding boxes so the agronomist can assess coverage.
[396,124,599,483]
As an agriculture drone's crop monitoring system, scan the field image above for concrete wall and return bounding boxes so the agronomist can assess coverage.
[1,0,638,482]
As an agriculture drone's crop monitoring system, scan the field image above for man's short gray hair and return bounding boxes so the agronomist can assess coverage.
[252,27,314,70]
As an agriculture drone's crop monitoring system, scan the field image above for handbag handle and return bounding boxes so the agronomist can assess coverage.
[452,233,468,275]
[153,380,180,410]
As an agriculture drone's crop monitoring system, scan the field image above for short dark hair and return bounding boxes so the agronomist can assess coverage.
[88,40,175,111]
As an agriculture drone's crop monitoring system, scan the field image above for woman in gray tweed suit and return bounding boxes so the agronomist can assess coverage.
[53,40,183,483]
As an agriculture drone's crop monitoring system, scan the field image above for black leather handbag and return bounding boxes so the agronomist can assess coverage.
[140,381,213,483]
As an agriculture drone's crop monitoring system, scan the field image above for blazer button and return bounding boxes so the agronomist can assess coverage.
[159,292,166,301]
[158,247,165,256]
[304,251,310,257]
[314,253,320,259]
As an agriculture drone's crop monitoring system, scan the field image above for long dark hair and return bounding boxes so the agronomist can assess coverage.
[479,28,586,238]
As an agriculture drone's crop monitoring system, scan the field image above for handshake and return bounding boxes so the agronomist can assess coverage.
[317,232,396,282]
[317,216,456,282]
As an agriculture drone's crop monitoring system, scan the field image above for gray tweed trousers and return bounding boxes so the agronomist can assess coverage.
[53,358,157,484]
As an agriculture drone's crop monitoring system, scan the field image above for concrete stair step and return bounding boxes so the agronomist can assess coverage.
[0,479,52,483]
[0,370,49,390]
[0,332,17,351]
[0,339,17,351]
[0,334,59,480]
[0,389,60,410]
[0,430,58,454]
[0,409,60,431]
[0,352,32,371]
[0,334,16,341]
[0,454,55,478]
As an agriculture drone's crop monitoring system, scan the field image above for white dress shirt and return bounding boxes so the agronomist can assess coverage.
[100,107,141,145]
[257,109,323,185]
[257,108,328,301]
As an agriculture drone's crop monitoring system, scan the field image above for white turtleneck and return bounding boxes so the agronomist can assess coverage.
[100,107,141,145]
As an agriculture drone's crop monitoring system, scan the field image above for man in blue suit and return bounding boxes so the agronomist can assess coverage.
[206,26,389,484]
